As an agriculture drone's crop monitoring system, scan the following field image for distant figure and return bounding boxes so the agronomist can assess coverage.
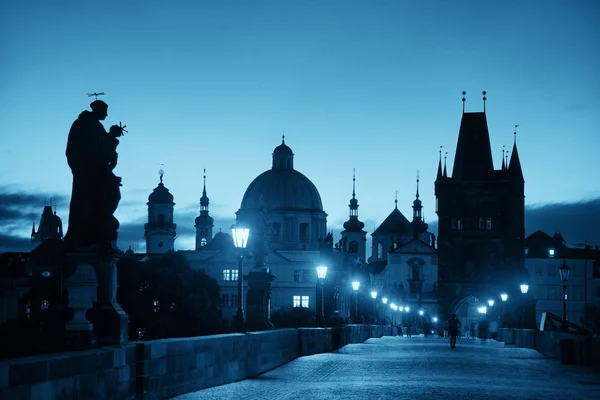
[64,100,124,256]
[449,313,460,348]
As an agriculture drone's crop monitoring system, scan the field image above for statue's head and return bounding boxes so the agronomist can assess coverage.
[90,100,108,120]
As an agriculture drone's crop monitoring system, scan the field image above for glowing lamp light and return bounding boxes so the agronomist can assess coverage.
[352,281,360,291]
[382,297,388,305]
[316,265,328,280]
[405,307,410,313]
[432,317,438,323]
[419,310,424,316]
[500,293,508,302]
[520,284,529,294]
[399,306,404,312]
[558,261,571,283]
[370,290,378,299]
[488,299,495,307]
[231,226,249,249]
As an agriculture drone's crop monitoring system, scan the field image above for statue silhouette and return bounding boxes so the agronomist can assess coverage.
[64,100,124,256]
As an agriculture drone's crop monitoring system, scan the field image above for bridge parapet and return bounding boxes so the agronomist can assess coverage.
[0,324,393,400]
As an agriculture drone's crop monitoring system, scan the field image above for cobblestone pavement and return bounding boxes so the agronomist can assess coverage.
[173,336,600,400]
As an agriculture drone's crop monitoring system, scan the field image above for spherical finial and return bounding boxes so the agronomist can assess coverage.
[482,90,487,102]
[158,166,164,183]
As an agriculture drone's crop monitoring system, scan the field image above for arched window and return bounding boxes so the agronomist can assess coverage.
[348,240,358,253]
[158,213,165,226]
[377,242,384,259]
[299,223,309,243]
[200,238,207,247]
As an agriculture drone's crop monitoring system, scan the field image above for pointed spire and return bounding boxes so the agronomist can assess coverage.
[394,190,398,209]
[462,91,467,113]
[502,145,506,170]
[200,168,210,210]
[31,220,36,237]
[436,145,443,179]
[416,170,420,199]
[509,125,524,181]
[443,152,448,178]
[352,168,356,199]
[348,168,359,217]
[482,90,487,112]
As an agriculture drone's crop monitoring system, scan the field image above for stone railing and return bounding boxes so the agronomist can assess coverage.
[497,328,600,370]
[0,324,393,400]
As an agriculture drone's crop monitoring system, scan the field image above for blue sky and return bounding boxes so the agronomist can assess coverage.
[1,1,599,252]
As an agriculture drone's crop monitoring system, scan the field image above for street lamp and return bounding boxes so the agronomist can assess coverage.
[558,261,571,332]
[370,290,378,324]
[520,284,529,295]
[382,297,388,326]
[231,225,250,333]
[316,265,328,327]
[519,283,529,329]
[488,299,495,307]
[500,293,508,302]
[352,280,360,323]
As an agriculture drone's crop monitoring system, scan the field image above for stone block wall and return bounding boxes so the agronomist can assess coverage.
[0,325,384,400]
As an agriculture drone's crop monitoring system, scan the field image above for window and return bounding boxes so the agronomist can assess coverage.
[231,269,239,281]
[223,269,231,281]
[302,269,310,282]
[222,294,230,307]
[294,270,301,282]
[479,217,485,230]
[451,217,457,230]
[299,223,309,243]
[200,238,207,247]
[548,249,556,257]
[525,248,529,255]
[301,296,309,308]
[457,218,464,230]
[293,295,301,307]
[231,294,238,307]
[348,240,358,253]
[377,243,384,259]
[153,300,160,312]
[485,217,492,230]
[158,213,165,225]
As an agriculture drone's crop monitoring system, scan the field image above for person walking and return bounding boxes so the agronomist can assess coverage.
[449,313,460,348]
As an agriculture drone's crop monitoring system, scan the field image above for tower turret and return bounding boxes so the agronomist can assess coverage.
[144,168,176,253]
[195,169,214,249]
[31,204,63,244]
[272,134,294,170]
[340,169,366,260]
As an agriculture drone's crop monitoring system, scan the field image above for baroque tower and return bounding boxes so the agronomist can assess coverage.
[195,169,214,249]
[340,169,367,261]
[145,168,177,254]
[435,91,525,301]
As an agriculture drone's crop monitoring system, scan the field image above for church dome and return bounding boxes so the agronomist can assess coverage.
[148,182,174,204]
[240,169,323,211]
[240,139,323,211]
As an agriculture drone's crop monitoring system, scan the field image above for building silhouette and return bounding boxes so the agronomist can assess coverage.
[144,170,177,253]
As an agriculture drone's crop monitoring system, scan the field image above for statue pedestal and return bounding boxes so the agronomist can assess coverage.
[65,253,128,345]
[245,268,275,331]
[64,259,97,344]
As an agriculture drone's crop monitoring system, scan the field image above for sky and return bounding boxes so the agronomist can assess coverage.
[1,1,599,254]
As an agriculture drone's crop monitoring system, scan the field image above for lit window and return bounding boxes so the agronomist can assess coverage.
[293,295,301,307]
[548,249,555,257]
[525,248,529,255]
[200,238,207,247]
[153,300,160,312]
[377,243,384,259]
[485,217,492,230]
[231,269,239,281]
[223,269,231,281]
[301,296,309,308]
[302,269,310,282]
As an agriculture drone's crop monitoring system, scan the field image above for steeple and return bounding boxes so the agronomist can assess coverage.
[30,220,36,240]
[501,145,506,170]
[436,146,443,180]
[412,170,422,220]
[451,91,494,179]
[508,125,524,181]
[195,168,214,249]
[343,169,364,232]
[145,168,177,253]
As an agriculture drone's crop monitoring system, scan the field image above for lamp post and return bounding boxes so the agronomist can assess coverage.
[351,280,360,323]
[382,297,388,326]
[316,265,328,327]
[231,225,250,333]
[500,292,508,327]
[558,261,571,332]
[520,283,529,329]
[370,290,378,324]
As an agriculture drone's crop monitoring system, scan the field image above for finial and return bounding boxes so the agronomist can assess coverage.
[158,164,164,183]
[482,90,487,112]
[462,91,467,113]
[514,124,519,144]
[416,170,420,199]
[394,190,398,209]
[439,145,443,161]
[87,92,105,100]
[282,130,285,144]
[505,151,510,165]
[352,168,356,198]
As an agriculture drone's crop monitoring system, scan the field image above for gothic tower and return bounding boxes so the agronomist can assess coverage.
[145,169,177,254]
[435,91,525,299]
[31,201,63,245]
[195,169,214,249]
[340,170,367,261]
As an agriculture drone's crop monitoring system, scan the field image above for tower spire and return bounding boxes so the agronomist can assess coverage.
[342,168,364,232]
[508,125,524,181]
[436,145,443,179]
[394,190,398,209]
[352,168,356,199]
[502,145,506,170]
[416,170,420,199]
[462,91,467,113]
[443,152,448,178]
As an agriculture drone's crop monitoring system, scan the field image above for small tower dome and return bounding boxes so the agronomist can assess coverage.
[145,169,177,254]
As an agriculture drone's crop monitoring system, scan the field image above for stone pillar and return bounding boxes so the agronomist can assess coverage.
[86,257,129,345]
[64,258,97,344]
[244,268,275,331]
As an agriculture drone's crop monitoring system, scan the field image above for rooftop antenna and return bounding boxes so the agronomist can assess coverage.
[462,91,467,113]
[482,90,487,112]
[158,164,164,183]
[87,92,105,100]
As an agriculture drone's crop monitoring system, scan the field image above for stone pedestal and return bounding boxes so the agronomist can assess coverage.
[244,268,275,331]
[64,260,97,344]
[65,253,128,345]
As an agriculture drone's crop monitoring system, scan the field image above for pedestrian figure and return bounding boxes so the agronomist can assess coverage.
[449,313,460,348]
